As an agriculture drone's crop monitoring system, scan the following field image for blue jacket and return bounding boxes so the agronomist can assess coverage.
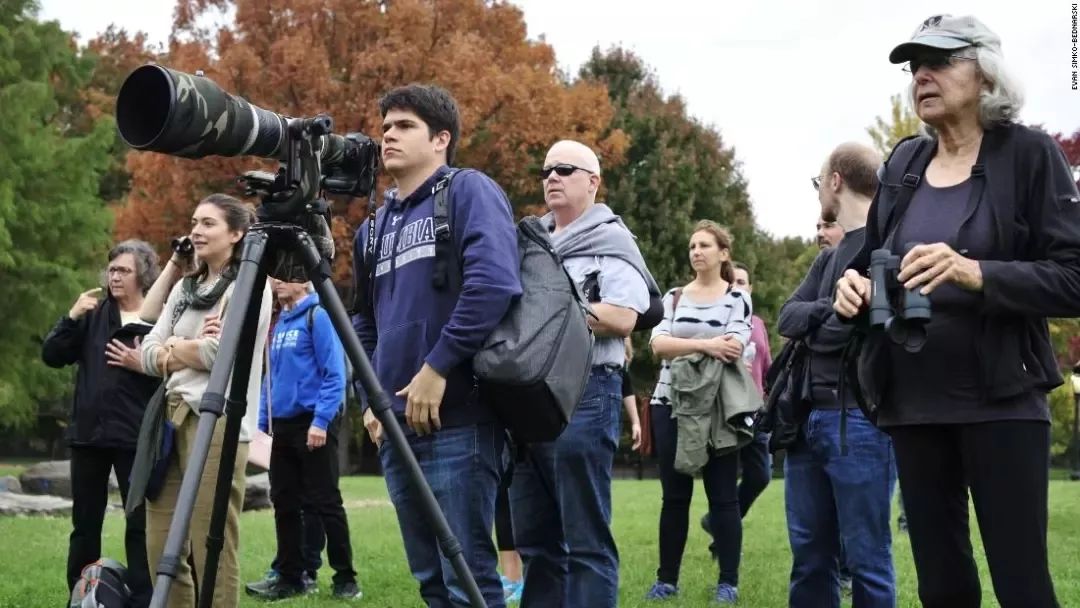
[351,166,521,427]
[259,293,345,432]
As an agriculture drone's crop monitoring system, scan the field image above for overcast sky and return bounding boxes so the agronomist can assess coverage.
[40,0,1076,239]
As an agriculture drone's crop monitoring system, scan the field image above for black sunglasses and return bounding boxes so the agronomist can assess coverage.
[903,52,975,74]
[540,163,594,179]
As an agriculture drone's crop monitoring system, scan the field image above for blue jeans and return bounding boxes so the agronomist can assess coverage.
[379,422,506,608]
[785,408,897,608]
[509,367,622,608]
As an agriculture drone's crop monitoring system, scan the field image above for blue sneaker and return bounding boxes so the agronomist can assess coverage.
[645,581,679,600]
[715,583,739,603]
[501,576,523,603]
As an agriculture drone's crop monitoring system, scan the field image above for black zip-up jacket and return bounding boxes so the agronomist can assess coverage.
[847,122,1080,402]
[41,297,161,449]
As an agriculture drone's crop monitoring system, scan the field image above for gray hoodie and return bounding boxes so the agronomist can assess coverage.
[541,203,661,297]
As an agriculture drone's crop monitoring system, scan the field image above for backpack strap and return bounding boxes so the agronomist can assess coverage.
[671,288,683,315]
[306,305,316,333]
[431,170,460,291]
[879,135,936,247]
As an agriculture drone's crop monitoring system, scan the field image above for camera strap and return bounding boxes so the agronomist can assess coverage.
[431,170,460,291]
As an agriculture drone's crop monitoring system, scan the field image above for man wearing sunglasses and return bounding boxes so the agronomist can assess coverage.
[509,140,658,608]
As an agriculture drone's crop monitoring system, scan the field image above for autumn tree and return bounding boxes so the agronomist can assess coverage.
[867,93,921,157]
[0,0,116,427]
[578,47,764,367]
[108,0,626,283]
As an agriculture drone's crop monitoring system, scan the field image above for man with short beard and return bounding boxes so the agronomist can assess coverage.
[817,215,845,249]
[778,142,897,608]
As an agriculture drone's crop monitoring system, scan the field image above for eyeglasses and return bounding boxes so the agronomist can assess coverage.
[107,267,134,276]
[811,175,822,190]
[902,52,976,74]
[540,163,594,179]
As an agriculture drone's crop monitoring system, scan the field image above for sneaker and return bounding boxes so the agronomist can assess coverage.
[501,576,523,603]
[332,581,364,600]
[302,571,317,594]
[245,569,281,596]
[247,580,305,601]
[839,571,853,597]
[714,583,739,604]
[644,581,679,600]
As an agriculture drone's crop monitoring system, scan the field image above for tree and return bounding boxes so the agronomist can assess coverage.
[1052,128,1080,189]
[578,47,762,368]
[109,0,626,283]
[866,93,921,157]
[0,0,116,427]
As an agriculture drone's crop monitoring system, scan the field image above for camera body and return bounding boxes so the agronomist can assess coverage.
[868,243,931,353]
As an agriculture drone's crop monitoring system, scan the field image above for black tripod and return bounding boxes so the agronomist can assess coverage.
[149,221,487,608]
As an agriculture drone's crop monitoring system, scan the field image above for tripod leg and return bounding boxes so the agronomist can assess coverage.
[150,230,269,608]
[296,232,487,608]
[198,258,268,607]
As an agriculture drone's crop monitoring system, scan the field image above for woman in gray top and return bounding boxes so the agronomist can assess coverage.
[835,15,1080,608]
[645,220,753,604]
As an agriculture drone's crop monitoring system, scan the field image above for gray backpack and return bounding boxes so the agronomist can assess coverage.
[471,215,594,443]
[358,170,594,443]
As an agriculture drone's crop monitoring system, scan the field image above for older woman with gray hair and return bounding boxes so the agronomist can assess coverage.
[42,239,162,607]
[833,14,1079,608]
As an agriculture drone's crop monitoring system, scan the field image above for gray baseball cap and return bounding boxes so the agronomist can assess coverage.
[889,14,1001,64]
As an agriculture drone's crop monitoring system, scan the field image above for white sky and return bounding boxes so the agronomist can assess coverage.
[40,0,1078,239]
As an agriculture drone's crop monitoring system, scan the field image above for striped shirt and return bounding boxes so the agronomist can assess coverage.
[648,286,753,406]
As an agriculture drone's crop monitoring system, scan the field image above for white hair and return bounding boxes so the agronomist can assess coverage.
[906,42,1024,132]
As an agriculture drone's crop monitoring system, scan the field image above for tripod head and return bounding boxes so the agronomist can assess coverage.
[234,115,380,283]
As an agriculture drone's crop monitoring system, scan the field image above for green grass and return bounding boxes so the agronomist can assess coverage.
[1,476,1078,607]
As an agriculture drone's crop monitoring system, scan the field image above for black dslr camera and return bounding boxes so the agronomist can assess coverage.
[868,243,931,353]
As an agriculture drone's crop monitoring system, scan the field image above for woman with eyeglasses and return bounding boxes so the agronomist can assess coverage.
[42,240,163,607]
[834,14,1079,608]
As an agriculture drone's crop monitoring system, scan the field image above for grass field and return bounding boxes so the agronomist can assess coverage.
[1,468,1078,607]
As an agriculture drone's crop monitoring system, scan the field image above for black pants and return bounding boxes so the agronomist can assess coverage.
[890,420,1058,608]
[269,413,357,587]
[737,432,771,517]
[269,502,326,577]
[652,403,741,587]
[494,462,515,552]
[67,446,152,607]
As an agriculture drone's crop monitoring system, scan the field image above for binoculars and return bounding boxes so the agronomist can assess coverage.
[171,235,194,257]
[868,244,931,353]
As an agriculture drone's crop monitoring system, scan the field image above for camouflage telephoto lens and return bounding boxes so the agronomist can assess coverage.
[116,64,289,159]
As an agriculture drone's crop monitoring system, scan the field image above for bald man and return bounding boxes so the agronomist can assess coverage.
[508,140,658,608]
[777,142,897,608]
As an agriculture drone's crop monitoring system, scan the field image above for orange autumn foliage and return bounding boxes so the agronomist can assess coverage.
[104,0,627,284]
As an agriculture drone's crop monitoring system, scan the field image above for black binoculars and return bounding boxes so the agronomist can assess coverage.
[171,235,194,257]
[868,244,931,353]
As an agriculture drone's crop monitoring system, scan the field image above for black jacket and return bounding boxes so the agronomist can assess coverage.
[41,297,161,449]
[848,122,1080,403]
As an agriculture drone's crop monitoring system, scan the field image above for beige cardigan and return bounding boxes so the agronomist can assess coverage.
[141,279,272,442]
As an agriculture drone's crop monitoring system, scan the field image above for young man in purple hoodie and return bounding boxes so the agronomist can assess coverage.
[352,84,522,608]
